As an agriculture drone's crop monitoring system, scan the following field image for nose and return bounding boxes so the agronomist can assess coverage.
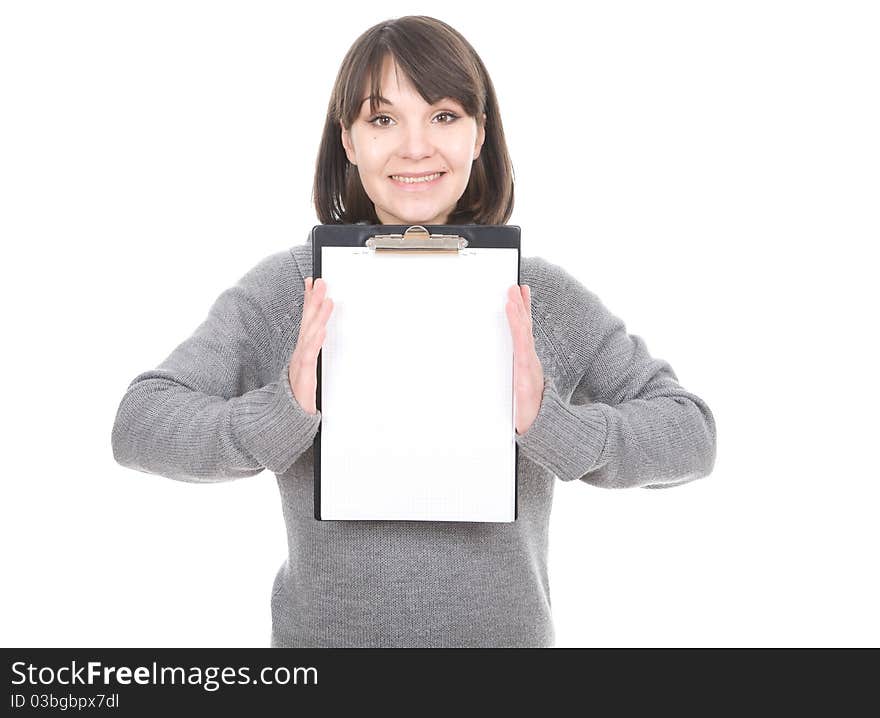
[398,123,434,160]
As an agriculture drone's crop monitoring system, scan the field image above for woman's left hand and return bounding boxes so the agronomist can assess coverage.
[505,284,545,435]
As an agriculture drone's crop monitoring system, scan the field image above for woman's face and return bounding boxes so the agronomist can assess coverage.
[340,56,486,226]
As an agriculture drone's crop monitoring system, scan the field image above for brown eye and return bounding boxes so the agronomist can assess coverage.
[367,114,393,127]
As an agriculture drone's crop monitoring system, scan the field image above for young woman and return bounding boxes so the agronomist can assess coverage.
[112,15,717,647]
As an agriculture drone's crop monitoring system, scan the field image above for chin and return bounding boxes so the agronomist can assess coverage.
[388,208,450,226]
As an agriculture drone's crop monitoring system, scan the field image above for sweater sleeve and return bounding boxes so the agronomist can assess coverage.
[111,251,322,482]
[514,258,717,489]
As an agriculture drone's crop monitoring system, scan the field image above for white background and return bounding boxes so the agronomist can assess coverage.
[2,1,877,647]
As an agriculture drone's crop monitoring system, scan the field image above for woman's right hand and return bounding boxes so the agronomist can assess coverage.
[288,277,333,415]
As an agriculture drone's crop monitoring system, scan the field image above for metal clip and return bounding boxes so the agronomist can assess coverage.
[365,225,468,252]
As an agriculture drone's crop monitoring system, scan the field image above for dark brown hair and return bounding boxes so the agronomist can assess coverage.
[312,16,515,225]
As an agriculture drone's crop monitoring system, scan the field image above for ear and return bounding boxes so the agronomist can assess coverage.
[473,113,487,161]
[340,121,357,165]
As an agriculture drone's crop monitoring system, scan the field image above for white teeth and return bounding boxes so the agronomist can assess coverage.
[391,172,442,184]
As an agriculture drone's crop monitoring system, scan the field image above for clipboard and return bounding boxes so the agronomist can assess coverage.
[311,223,521,523]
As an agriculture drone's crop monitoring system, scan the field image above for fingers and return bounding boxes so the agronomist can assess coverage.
[506,293,529,353]
[507,284,531,325]
[303,325,327,362]
[505,299,523,342]
[521,285,532,330]
[299,276,333,352]
[302,276,325,325]
[302,276,328,324]
[506,284,535,357]
[304,296,333,348]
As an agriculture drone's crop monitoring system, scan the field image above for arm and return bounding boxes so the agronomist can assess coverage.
[111,251,321,483]
[515,258,717,489]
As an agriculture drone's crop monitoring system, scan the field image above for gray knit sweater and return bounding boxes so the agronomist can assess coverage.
[111,236,717,647]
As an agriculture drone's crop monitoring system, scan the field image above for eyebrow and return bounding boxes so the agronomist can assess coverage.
[361,96,392,107]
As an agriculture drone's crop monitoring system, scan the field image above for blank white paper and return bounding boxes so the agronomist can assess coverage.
[318,245,519,522]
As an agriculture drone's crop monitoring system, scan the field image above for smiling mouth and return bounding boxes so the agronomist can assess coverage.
[388,172,446,186]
